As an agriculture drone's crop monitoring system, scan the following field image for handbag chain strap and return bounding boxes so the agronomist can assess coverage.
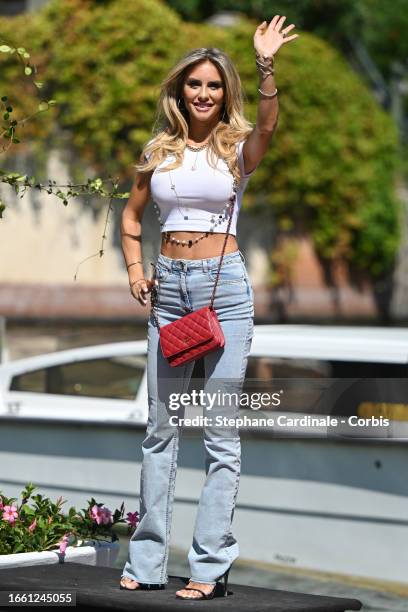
[209,196,235,310]
[150,179,238,331]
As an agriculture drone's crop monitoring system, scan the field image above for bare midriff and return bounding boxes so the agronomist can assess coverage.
[160,231,239,260]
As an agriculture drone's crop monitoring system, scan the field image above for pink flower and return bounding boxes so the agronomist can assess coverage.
[101,507,112,525]
[126,511,139,528]
[89,505,101,523]
[0,497,3,511]
[2,505,19,524]
[28,518,37,533]
[59,533,70,554]
[89,504,112,525]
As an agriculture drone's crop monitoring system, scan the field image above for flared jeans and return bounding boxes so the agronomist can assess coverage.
[122,249,254,585]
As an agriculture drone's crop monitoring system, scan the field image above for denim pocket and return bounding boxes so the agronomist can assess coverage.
[239,250,246,264]
[207,259,246,284]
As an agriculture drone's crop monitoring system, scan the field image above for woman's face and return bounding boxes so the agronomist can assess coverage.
[182,60,225,124]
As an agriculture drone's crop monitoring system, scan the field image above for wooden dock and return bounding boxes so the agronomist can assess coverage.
[0,562,363,611]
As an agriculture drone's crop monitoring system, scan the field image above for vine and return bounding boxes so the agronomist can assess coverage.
[0,0,403,282]
[0,36,129,280]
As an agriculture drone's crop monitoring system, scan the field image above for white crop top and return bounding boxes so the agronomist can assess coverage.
[147,140,257,236]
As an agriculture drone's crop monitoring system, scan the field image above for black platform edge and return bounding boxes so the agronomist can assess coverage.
[0,562,363,611]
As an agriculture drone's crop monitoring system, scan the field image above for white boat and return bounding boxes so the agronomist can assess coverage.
[0,325,407,585]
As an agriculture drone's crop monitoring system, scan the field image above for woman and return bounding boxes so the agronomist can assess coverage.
[119,15,298,600]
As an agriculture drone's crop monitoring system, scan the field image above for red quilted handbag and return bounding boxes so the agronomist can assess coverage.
[150,196,236,367]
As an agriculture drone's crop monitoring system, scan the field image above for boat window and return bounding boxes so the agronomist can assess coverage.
[243,356,408,416]
[9,355,146,400]
[9,369,46,393]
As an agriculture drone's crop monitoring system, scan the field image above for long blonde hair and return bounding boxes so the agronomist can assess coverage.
[134,47,254,184]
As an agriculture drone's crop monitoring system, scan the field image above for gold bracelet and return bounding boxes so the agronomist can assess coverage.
[255,52,275,76]
[257,67,275,79]
[121,232,141,240]
[256,50,275,62]
[127,260,143,270]
[256,66,275,76]
[258,86,278,98]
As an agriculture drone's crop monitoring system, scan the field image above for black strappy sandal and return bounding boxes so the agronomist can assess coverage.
[175,567,231,600]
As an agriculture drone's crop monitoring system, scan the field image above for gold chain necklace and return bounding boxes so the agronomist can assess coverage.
[185,141,208,171]
[185,141,208,151]
[151,140,237,247]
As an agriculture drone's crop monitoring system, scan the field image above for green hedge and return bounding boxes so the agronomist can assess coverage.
[0,0,402,277]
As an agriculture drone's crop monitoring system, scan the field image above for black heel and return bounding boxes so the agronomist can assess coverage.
[221,567,230,596]
[175,563,233,600]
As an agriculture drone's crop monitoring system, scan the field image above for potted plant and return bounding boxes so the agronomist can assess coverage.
[0,483,139,569]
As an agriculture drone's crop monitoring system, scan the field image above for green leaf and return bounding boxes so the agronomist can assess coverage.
[0,1,401,281]
[0,45,11,53]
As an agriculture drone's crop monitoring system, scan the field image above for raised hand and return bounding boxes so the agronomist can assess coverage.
[254,15,299,58]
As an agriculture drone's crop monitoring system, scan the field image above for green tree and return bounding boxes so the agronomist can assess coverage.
[0,0,402,282]
[166,0,408,80]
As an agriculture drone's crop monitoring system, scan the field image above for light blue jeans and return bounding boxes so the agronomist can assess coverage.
[122,249,254,585]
